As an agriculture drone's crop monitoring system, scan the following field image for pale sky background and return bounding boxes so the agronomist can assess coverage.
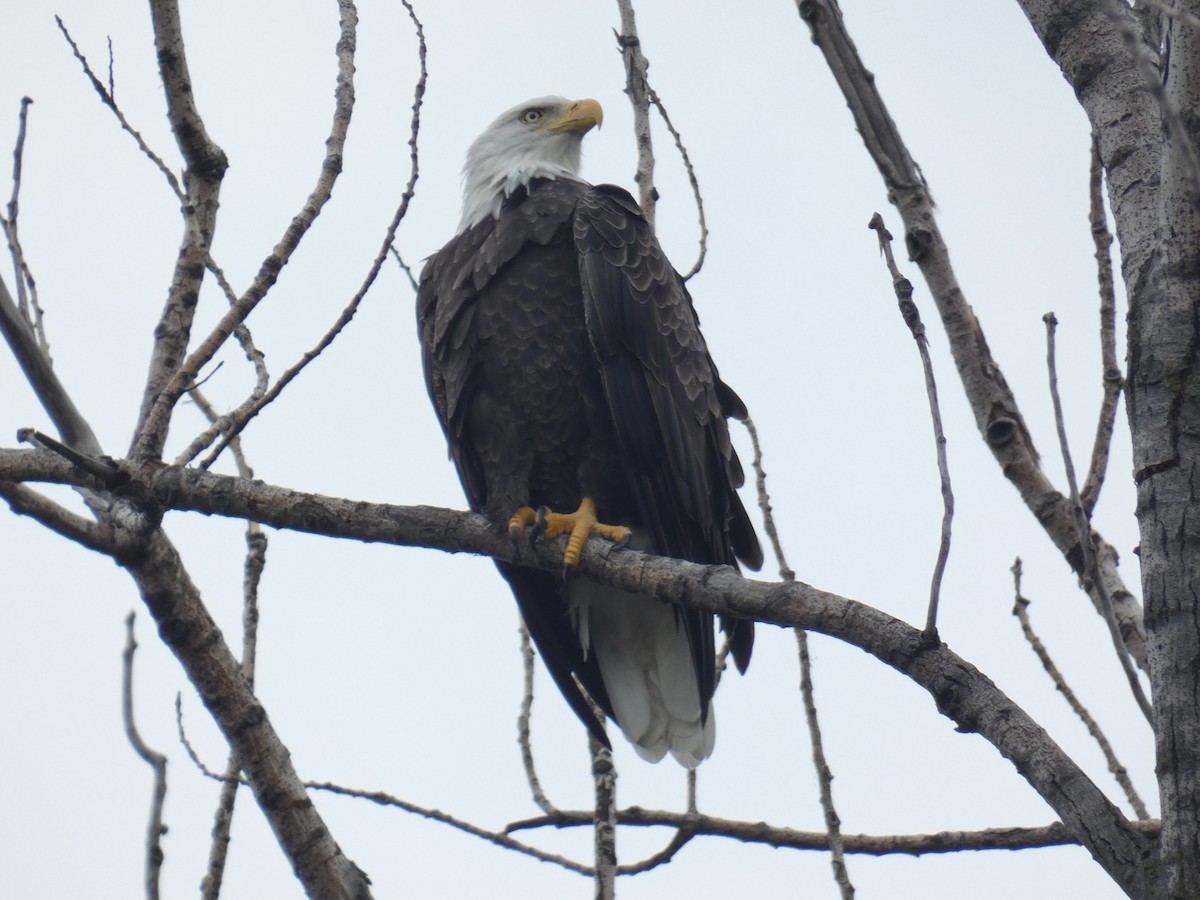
[0,1,1150,898]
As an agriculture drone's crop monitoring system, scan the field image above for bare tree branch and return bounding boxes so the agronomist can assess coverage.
[796,0,1148,670]
[1044,312,1153,724]
[746,414,853,895]
[644,87,707,279]
[122,612,168,900]
[128,0,229,460]
[1011,558,1149,820]
[516,623,557,815]
[509,808,1161,856]
[0,480,127,554]
[0,96,48,356]
[743,415,794,582]
[590,741,617,900]
[308,781,591,875]
[54,17,183,200]
[192,0,426,472]
[796,630,855,898]
[616,827,694,875]
[0,446,1153,895]
[869,213,953,643]
[133,0,359,462]
[1080,136,1123,516]
[171,266,270,469]
[128,529,372,899]
[188,389,268,900]
[0,274,100,453]
[613,0,656,224]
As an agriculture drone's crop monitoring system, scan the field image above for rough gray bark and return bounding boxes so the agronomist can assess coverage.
[797,0,1149,670]
[1016,0,1200,896]
[123,529,373,900]
[1141,6,1200,895]
[130,0,228,460]
[0,447,1156,897]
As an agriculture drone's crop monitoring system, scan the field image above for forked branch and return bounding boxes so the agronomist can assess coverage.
[795,0,1148,669]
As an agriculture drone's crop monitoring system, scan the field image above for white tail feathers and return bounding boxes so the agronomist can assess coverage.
[570,580,714,767]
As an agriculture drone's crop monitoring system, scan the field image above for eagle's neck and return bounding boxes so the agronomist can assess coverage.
[458,135,585,232]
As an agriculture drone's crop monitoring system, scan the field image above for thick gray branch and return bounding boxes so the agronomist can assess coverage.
[796,0,1148,670]
[1018,2,1200,896]
[133,0,359,460]
[131,0,229,460]
[0,273,99,454]
[0,447,1154,893]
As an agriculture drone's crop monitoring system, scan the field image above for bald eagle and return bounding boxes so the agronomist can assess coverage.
[417,96,762,766]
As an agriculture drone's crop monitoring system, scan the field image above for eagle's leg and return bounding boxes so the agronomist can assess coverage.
[519,497,631,567]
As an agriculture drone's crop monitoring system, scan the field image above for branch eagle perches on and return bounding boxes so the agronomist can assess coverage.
[0,445,1155,898]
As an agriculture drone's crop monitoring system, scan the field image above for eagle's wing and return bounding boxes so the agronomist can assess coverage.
[574,184,763,679]
[417,182,616,749]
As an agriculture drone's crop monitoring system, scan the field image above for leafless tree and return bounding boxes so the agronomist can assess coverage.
[2,1,1196,898]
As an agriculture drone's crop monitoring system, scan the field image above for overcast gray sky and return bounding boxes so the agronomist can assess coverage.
[1,1,1148,897]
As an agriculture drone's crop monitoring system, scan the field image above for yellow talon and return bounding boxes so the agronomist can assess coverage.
[536,497,631,567]
[508,506,538,539]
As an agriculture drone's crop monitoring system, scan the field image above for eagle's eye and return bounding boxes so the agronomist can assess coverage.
[521,108,544,125]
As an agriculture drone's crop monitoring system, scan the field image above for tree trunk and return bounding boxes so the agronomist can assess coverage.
[1128,5,1200,895]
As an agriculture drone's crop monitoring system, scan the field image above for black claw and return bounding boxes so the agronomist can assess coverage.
[613,533,631,551]
[531,506,550,545]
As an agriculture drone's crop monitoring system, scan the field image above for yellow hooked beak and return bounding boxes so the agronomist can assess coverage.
[543,98,603,135]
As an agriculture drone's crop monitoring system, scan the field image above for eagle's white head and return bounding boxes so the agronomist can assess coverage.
[458,96,603,232]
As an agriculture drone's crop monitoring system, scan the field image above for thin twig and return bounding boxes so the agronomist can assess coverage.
[795,0,1150,671]
[107,36,116,99]
[1010,559,1149,819]
[206,254,269,394]
[618,826,695,874]
[389,245,419,292]
[516,624,557,814]
[797,630,855,898]
[188,0,426,470]
[644,87,707,279]
[508,806,1161,855]
[869,213,953,643]
[1080,135,1124,516]
[185,389,267,899]
[308,780,592,875]
[1043,313,1153,724]
[1,97,48,356]
[55,17,183,200]
[613,0,656,225]
[133,0,357,462]
[199,522,267,900]
[123,613,168,900]
[744,415,794,582]
[745,415,854,895]
[171,262,269,467]
[175,694,226,780]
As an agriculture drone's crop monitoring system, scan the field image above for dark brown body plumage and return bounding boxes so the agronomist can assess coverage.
[418,177,762,748]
